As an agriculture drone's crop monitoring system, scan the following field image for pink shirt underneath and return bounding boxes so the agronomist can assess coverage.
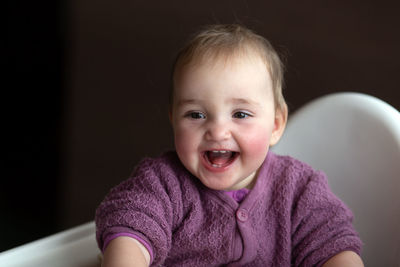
[223,188,250,203]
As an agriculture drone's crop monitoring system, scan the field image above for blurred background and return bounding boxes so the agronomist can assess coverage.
[4,0,400,251]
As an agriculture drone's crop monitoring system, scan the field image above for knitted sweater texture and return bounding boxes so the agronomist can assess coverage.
[95,151,362,266]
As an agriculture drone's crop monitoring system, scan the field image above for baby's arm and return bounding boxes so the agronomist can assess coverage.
[102,236,150,267]
[322,251,364,267]
[96,154,183,265]
[290,170,363,265]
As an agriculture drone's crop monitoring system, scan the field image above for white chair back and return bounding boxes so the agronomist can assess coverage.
[272,92,400,267]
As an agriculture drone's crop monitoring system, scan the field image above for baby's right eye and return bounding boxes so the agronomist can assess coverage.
[186,112,206,119]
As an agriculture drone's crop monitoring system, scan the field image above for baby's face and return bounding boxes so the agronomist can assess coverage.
[171,55,285,191]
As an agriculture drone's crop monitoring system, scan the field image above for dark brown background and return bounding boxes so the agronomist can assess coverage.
[4,0,400,251]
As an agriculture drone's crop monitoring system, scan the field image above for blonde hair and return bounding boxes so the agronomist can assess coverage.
[171,24,287,112]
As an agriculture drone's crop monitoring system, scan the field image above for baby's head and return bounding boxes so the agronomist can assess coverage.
[170,24,287,191]
[171,24,287,114]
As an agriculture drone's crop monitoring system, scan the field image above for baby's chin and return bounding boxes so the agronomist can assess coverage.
[195,172,255,191]
[198,179,236,191]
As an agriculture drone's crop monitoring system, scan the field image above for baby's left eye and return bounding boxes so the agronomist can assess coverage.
[233,111,251,119]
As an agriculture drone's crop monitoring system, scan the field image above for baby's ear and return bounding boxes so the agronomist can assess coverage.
[270,104,288,146]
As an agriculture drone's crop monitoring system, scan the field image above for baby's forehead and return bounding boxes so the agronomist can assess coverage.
[174,54,274,102]
[176,47,271,78]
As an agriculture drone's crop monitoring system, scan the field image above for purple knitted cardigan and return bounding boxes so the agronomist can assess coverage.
[95,151,362,266]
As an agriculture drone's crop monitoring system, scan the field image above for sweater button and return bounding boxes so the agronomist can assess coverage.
[236,208,248,222]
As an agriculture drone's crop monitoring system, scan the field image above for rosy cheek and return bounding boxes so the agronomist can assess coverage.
[240,128,272,155]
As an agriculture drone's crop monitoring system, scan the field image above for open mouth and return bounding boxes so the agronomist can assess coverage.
[203,150,239,168]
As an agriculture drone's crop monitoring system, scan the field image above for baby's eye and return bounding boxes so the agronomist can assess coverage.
[233,111,251,119]
[186,112,206,119]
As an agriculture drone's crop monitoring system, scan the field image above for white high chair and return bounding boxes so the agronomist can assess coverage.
[0,222,100,267]
[272,92,400,267]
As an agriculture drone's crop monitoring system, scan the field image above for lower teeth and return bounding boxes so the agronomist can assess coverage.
[212,164,223,168]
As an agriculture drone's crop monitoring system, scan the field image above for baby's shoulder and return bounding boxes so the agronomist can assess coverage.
[268,152,327,189]
[270,152,318,175]
[133,151,181,173]
[129,151,185,181]
[122,151,199,193]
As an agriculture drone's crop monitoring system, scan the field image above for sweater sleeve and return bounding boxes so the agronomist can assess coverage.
[290,171,362,267]
[95,156,183,266]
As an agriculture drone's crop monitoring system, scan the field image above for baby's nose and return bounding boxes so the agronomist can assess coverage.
[205,120,231,141]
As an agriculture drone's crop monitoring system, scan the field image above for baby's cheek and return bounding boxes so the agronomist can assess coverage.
[242,130,272,155]
[173,126,201,167]
[175,132,193,157]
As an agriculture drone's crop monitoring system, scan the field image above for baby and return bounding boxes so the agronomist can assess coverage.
[95,24,363,266]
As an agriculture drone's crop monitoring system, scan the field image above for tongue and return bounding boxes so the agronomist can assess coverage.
[207,151,233,165]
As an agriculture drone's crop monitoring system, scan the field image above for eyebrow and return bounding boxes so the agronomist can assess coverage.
[176,98,261,107]
[229,98,260,107]
[176,99,200,107]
